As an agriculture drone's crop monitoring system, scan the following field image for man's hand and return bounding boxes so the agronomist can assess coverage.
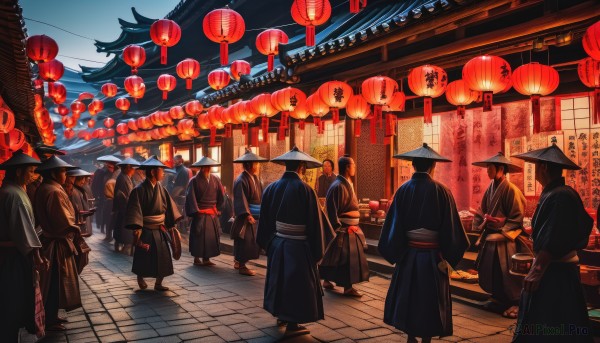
[248,216,256,225]
[523,250,551,293]
[33,250,49,271]
[484,214,506,230]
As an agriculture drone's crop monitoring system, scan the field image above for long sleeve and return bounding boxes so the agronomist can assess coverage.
[439,189,469,267]
[256,185,274,249]
[47,189,79,235]
[306,187,333,263]
[215,176,225,211]
[378,194,405,264]
[7,191,41,256]
[124,187,143,230]
[233,176,250,218]
[325,183,342,232]
[499,184,526,232]
[184,179,199,217]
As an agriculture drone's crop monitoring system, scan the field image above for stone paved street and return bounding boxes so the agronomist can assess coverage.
[23,229,518,343]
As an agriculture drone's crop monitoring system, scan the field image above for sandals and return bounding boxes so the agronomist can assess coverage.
[343,288,363,297]
[283,324,310,339]
[239,267,256,276]
[154,284,170,292]
[322,281,335,290]
[137,277,148,290]
[502,306,519,319]
[234,260,240,269]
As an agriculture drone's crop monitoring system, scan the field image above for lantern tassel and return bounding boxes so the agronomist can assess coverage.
[319,119,325,134]
[457,106,465,119]
[242,122,248,135]
[268,54,274,72]
[350,0,360,13]
[483,91,493,112]
[261,117,269,144]
[306,25,315,47]
[423,97,432,124]
[251,127,259,147]
[314,117,320,129]
[225,124,232,138]
[299,120,305,130]
[594,88,600,125]
[162,91,168,101]
[332,108,339,125]
[277,127,285,141]
[160,46,167,65]
[532,95,541,134]
[220,42,228,66]
[374,105,383,128]
[209,127,216,146]
[370,117,376,144]
[385,113,395,137]
[354,119,362,137]
[186,79,192,90]
[281,111,289,129]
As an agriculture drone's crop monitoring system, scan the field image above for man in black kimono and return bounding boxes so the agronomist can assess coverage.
[316,159,336,198]
[185,156,224,266]
[113,158,140,255]
[231,149,268,276]
[0,151,47,341]
[472,153,526,319]
[92,155,120,234]
[257,147,333,339]
[124,156,182,291]
[320,155,369,296]
[512,143,593,342]
[379,143,469,343]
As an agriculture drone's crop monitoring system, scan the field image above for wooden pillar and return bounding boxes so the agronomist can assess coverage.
[221,136,234,193]
[384,142,393,200]
[289,123,296,150]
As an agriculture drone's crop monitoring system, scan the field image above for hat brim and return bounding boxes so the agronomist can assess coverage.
[472,161,523,173]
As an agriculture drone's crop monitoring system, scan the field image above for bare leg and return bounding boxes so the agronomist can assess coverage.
[343,286,363,297]
[202,258,215,266]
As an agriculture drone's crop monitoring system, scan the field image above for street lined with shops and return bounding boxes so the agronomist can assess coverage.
[24,228,516,343]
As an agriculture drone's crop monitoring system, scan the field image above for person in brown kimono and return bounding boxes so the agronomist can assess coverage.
[185,156,225,266]
[231,149,268,276]
[67,169,95,237]
[113,158,140,255]
[33,156,82,332]
[472,153,526,319]
[0,151,47,341]
[320,155,369,296]
[124,156,182,291]
[92,155,120,236]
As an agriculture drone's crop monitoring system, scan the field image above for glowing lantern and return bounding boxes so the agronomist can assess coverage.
[88,99,104,115]
[62,116,75,129]
[203,7,245,65]
[208,69,231,90]
[306,93,329,134]
[361,76,398,125]
[463,55,511,111]
[272,87,306,130]
[176,58,201,90]
[232,101,257,135]
[583,21,600,60]
[383,91,406,112]
[150,19,181,65]
[0,107,15,133]
[96,128,107,139]
[318,80,353,124]
[256,29,289,72]
[578,58,600,124]
[115,97,130,114]
[47,82,67,104]
[290,100,309,130]
[38,59,64,86]
[124,76,145,103]
[0,129,25,151]
[116,123,128,135]
[103,117,115,128]
[169,106,185,120]
[350,0,366,13]
[78,92,94,101]
[70,100,86,115]
[87,119,95,128]
[57,105,69,116]
[291,0,331,46]
[34,108,52,130]
[26,35,58,63]
[127,119,139,131]
[207,106,225,146]
[445,80,478,118]
[185,100,203,116]
[122,45,146,74]
[157,74,177,100]
[33,79,44,90]
[106,129,115,138]
[101,83,118,98]
[63,128,75,140]
[408,64,448,124]
[102,139,112,147]
[230,60,251,81]
[251,93,277,143]
[512,62,559,133]
[34,94,43,110]
[345,94,370,138]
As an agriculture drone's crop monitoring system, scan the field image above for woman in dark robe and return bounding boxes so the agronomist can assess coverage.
[379,144,469,343]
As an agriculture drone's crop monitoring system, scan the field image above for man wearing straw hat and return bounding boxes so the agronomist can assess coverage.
[27,144,64,203]
[185,156,225,267]
[112,157,140,255]
[379,143,468,343]
[67,169,95,237]
[124,156,182,291]
[471,152,526,319]
[231,148,268,276]
[92,155,120,236]
[33,155,82,331]
[257,146,333,339]
[512,142,592,342]
[0,150,48,341]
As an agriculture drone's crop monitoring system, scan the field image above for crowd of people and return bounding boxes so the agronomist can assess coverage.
[0,142,594,342]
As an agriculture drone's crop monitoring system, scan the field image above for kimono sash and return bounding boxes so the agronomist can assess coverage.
[143,214,165,229]
[249,204,261,217]
[275,221,307,240]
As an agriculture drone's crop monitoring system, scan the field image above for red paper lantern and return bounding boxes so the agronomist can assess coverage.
[512,63,559,133]
[102,139,112,147]
[103,117,115,128]
[87,119,95,128]
[306,93,329,134]
[318,81,353,124]
[26,35,58,63]
[0,106,15,133]
[96,128,107,139]
[345,94,370,138]
[350,0,366,13]
[251,93,277,143]
[150,19,181,65]
[127,119,139,131]
[445,80,478,119]
[184,100,203,116]
[583,21,600,60]
[272,87,307,130]
[208,106,225,129]
[88,99,104,115]
[289,100,309,130]
[62,116,75,129]
[34,108,52,130]
[70,100,86,115]
[101,83,118,98]
[78,92,94,101]
[463,55,511,111]
[383,91,406,112]
[124,76,145,103]
[169,106,185,120]
[408,64,448,124]
[57,105,69,116]
[291,0,332,47]
[33,79,44,90]
[122,45,146,74]
[230,60,251,81]
[116,123,128,135]
[157,74,177,100]
[256,29,289,72]
[361,76,398,126]
[176,58,201,90]
[207,69,231,90]
[38,59,64,85]
[115,97,130,114]
[578,58,600,125]
[203,7,245,65]
[47,82,67,104]
[63,128,75,140]
[0,129,25,152]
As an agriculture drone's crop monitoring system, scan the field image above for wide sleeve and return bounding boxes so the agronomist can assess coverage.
[215,176,225,211]
[439,187,469,267]
[47,190,79,236]
[163,186,183,228]
[378,191,405,264]
[8,194,41,256]
[124,187,143,230]
[472,188,489,230]
[256,185,274,249]
[306,186,334,263]
[184,179,199,217]
[233,177,251,218]
[324,183,342,232]
[499,185,526,232]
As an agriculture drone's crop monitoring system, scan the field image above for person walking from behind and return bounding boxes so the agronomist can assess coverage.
[113,158,140,255]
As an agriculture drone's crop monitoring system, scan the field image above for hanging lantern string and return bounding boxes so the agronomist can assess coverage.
[23,17,95,41]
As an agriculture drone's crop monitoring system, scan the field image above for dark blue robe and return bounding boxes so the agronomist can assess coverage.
[513,178,593,343]
[257,171,333,324]
[231,171,262,263]
[113,173,134,245]
[379,172,468,337]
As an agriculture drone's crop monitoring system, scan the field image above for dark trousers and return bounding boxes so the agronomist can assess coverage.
[44,262,60,324]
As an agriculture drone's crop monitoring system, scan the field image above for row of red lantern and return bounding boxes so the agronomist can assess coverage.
[580,21,600,124]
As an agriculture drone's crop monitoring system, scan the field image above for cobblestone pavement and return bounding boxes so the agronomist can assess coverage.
[23,229,518,343]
